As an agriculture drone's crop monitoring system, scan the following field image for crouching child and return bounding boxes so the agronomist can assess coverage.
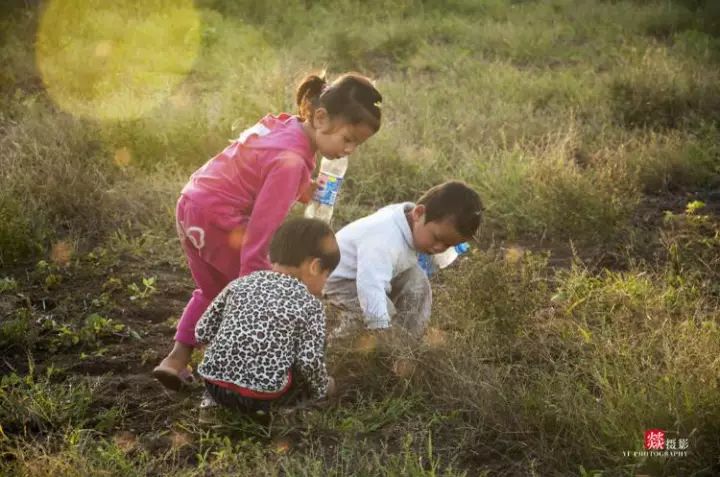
[195,218,340,415]
[324,181,483,337]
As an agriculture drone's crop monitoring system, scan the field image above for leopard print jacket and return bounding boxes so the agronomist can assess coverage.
[195,271,329,398]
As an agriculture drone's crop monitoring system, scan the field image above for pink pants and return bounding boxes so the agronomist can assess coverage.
[174,196,245,346]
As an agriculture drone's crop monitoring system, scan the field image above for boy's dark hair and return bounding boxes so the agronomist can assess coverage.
[296,72,382,132]
[417,181,484,239]
[269,218,340,272]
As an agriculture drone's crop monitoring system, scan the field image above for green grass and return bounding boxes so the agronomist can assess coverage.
[1,0,720,474]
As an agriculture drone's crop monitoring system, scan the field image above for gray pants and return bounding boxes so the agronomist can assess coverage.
[323,265,432,338]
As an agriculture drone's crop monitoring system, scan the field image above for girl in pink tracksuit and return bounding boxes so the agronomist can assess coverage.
[153,73,383,390]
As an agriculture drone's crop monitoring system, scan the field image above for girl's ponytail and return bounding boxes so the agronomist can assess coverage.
[296,71,382,132]
[296,74,327,121]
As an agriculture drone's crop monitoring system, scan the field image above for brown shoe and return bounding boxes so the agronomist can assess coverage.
[152,364,194,391]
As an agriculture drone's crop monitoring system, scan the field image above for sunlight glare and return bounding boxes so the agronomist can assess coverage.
[36,0,200,120]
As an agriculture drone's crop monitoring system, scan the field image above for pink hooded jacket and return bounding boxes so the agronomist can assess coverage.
[181,113,315,276]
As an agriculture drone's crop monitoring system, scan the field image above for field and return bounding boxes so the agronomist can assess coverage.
[1,0,719,475]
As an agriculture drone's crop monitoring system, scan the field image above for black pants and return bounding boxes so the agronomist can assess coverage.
[204,368,310,416]
[204,381,273,415]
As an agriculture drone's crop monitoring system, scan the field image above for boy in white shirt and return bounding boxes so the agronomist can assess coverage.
[324,181,483,336]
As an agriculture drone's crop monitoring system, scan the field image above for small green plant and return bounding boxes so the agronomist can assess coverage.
[127,276,157,304]
[140,348,159,366]
[42,320,81,351]
[33,259,64,290]
[44,273,62,289]
[102,277,123,292]
[35,260,51,273]
[40,314,126,352]
[90,291,113,309]
[83,313,125,339]
[685,199,705,215]
[0,276,18,293]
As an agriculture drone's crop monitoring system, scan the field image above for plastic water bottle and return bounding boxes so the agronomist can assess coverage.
[418,242,470,277]
[418,253,435,276]
[304,156,348,223]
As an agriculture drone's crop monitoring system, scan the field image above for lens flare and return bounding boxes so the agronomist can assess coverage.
[423,326,447,348]
[114,147,132,168]
[227,227,246,250]
[272,438,292,454]
[170,431,191,449]
[169,90,192,110]
[392,358,416,378]
[36,0,200,120]
[504,246,525,264]
[354,332,378,353]
[112,431,137,453]
[94,41,112,58]
[50,241,73,266]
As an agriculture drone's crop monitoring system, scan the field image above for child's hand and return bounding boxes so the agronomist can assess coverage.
[298,180,319,204]
[326,376,337,398]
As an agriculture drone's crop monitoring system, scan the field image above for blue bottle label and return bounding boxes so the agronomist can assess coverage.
[455,242,470,254]
[418,253,434,276]
[313,173,344,206]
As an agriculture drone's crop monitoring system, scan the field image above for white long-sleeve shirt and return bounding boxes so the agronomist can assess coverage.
[327,203,419,328]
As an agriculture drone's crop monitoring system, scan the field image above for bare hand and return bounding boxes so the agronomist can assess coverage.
[298,180,319,204]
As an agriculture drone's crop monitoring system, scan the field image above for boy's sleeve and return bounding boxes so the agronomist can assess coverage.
[355,241,394,329]
[296,300,329,399]
[239,152,307,277]
[195,284,233,345]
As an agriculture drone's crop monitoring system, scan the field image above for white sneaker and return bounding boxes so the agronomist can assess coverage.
[198,390,219,424]
[199,389,218,409]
